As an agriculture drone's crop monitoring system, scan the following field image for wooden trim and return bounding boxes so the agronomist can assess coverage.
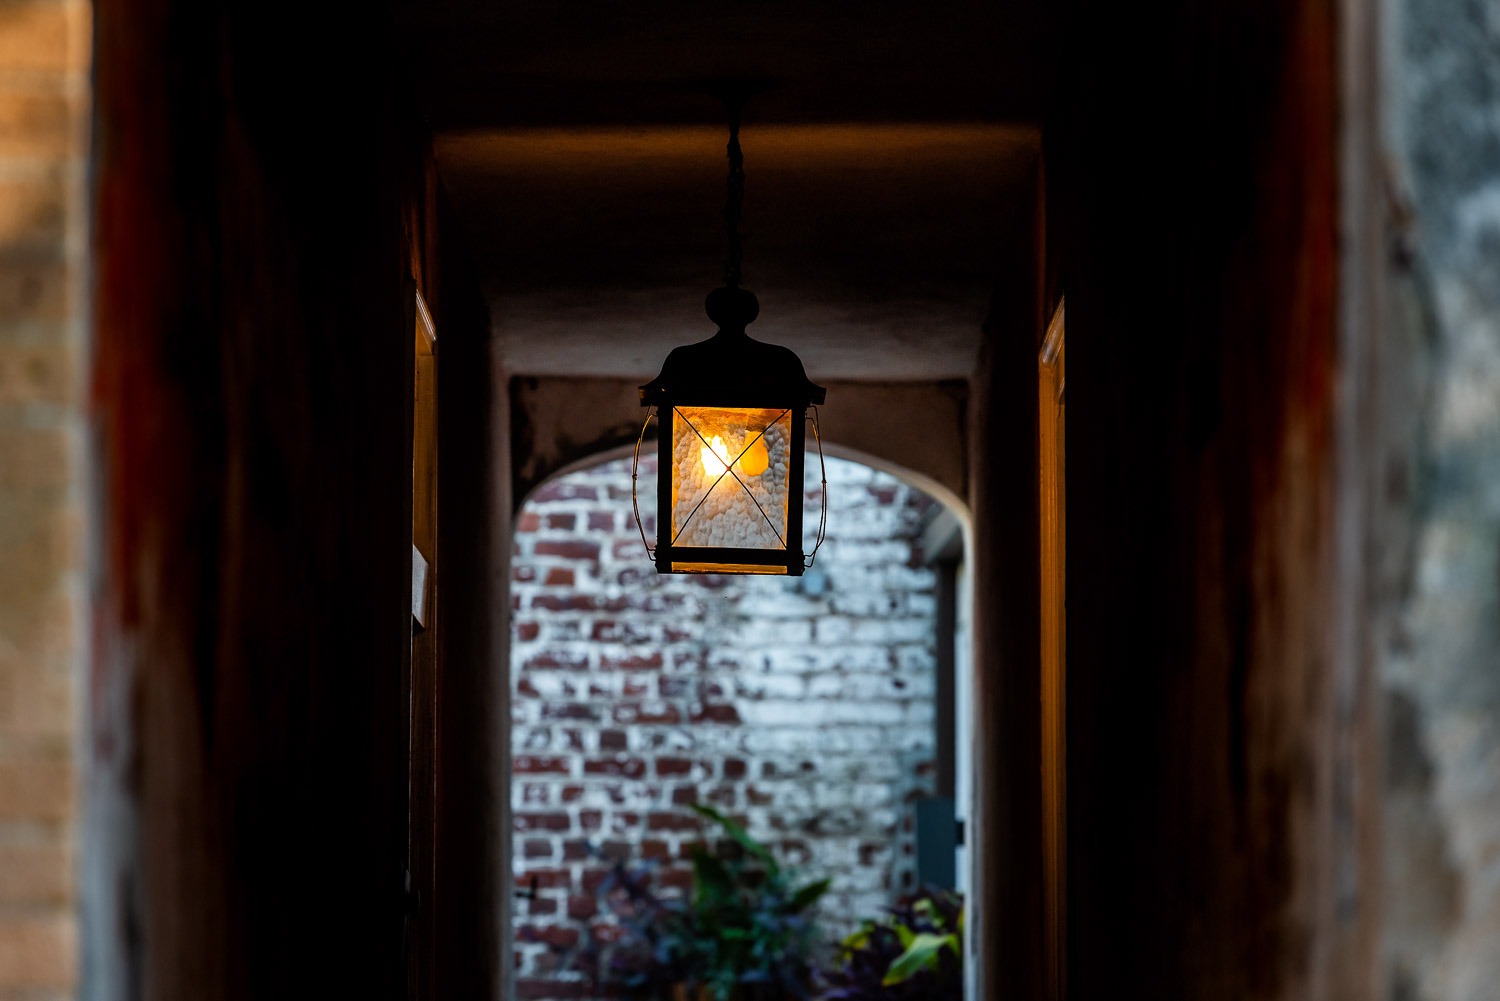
[1038,298,1067,1001]
[415,289,437,350]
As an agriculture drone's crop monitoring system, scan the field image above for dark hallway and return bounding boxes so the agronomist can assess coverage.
[1,0,1497,999]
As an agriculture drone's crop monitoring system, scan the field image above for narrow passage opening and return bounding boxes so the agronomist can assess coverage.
[509,451,963,999]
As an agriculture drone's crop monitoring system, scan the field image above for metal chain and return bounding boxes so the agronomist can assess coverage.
[724,105,744,290]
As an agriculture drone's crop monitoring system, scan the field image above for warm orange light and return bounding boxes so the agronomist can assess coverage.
[700,435,731,477]
[699,433,768,478]
[738,436,769,476]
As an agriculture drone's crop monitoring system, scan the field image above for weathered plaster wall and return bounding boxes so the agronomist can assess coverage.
[87,5,499,999]
[1381,1,1500,997]
[0,2,89,997]
[509,454,941,999]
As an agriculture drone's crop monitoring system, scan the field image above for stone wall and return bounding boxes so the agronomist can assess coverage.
[0,2,88,998]
[1382,1,1500,998]
[510,454,941,997]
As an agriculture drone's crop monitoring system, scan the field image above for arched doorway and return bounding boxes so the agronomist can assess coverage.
[508,448,971,999]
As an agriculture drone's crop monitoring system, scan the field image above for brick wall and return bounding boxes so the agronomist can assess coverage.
[0,2,89,998]
[510,453,940,997]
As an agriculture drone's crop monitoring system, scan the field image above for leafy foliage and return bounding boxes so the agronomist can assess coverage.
[529,805,830,1001]
[816,888,964,1001]
[659,805,830,1000]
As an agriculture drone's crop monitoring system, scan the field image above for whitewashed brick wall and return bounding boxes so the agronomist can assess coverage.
[510,453,939,998]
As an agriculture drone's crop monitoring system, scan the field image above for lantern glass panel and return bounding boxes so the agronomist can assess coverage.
[670,406,792,551]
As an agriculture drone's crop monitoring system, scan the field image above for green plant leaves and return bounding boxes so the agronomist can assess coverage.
[689,803,779,878]
[882,932,960,986]
[788,877,831,913]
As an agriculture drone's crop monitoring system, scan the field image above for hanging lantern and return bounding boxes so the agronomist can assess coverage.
[633,105,826,576]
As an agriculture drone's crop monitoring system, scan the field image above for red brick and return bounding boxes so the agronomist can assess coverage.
[598,729,628,751]
[521,869,572,889]
[0,916,73,988]
[598,840,632,860]
[541,703,600,723]
[612,702,680,725]
[515,621,540,641]
[532,482,598,502]
[722,758,747,779]
[582,756,645,779]
[0,428,68,490]
[655,757,693,777]
[516,925,578,949]
[517,512,541,532]
[688,702,740,725]
[513,812,571,832]
[514,756,570,775]
[658,869,693,891]
[599,651,662,671]
[544,513,576,531]
[561,840,589,861]
[522,839,553,859]
[534,539,600,560]
[0,843,70,904]
[542,567,575,586]
[646,811,700,832]
[524,651,589,671]
[588,511,614,531]
[532,594,596,612]
[567,894,597,920]
[0,760,72,822]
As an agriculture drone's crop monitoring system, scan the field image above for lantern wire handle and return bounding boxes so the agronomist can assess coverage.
[805,406,828,568]
[631,407,656,559]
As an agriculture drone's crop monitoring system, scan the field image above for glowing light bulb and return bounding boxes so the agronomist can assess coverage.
[738,437,769,477]
[701,436,731,477]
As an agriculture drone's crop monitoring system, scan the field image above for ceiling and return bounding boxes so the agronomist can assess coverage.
[392,1,1050,382]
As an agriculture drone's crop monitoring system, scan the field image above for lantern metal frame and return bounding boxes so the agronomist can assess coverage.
[631,101,827,576]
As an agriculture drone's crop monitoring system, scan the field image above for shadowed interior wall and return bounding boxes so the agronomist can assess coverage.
[1052,0,1379,996]
[87,4,497,999]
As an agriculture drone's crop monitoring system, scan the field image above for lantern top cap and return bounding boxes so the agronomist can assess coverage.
[639,287,826,409]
